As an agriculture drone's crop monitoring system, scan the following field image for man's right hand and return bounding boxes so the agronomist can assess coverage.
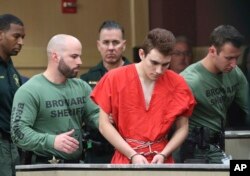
[54,129,79,154]
[131,154,149,164]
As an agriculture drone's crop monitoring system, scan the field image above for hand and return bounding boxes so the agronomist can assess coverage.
[54,129,79,154]
[131,154,149,164]
[151,154,165,164]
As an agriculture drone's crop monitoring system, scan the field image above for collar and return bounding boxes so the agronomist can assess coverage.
[90,56,131,72]
[0,56,13,66]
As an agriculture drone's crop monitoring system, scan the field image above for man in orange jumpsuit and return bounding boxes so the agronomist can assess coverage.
[91,28,196,164]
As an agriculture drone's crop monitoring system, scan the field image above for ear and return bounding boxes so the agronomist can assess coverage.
[97,40,101,52]
[0,31,4,40]
[122,40,126,51]
[138,48,145,60]
[51,52,60,63]
[208,46,217,56]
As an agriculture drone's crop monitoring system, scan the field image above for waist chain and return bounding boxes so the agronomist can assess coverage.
[125,138,165,156]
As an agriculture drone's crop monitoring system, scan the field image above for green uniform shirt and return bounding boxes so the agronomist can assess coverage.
[181,61,249,133]
[11,74,99,160]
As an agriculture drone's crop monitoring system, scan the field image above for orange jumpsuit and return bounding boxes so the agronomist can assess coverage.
[91,64,195,163]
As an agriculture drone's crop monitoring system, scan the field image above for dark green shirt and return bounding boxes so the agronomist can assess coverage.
[0,57,22,133]
[80,57,130,89]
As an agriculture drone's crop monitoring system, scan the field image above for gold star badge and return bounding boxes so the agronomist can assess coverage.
[48,156,60,164]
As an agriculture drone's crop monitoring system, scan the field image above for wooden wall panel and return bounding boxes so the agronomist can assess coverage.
[0,0,149,77]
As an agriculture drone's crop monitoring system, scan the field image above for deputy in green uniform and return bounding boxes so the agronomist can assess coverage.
[11,34,99,164]
[180,25,249,163]
[80,20,130,163]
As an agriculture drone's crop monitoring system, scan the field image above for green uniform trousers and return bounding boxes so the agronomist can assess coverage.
[0,139,20,176]
[180,144,227,163]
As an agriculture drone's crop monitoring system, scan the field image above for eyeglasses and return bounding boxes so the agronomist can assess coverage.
[172,51,192,57]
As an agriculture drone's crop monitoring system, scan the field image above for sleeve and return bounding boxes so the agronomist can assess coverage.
[91,73,112,114]
[180,69,199,93]
[82,82,99,129]
[173,76,196,117]
[11,87,56,152]
[234,70,249,123]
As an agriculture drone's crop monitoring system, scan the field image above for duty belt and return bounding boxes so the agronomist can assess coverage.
[31,153,80,164]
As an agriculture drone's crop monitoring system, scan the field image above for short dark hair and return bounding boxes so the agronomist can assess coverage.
[209,25,244,52]
[174,35,193,57]
[141,28,176,56]
[0,14,24,31]
[175,35,192,48]
[98,20,125,38]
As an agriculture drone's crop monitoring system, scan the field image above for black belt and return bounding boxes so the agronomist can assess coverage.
[32,153,80,164]
[0,130,12,142]
[209,133,223,144]
[86,139,114,155]
[209,136,219,144]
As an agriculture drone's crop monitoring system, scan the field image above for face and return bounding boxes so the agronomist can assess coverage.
[57,42,82,78]
[0,23,25,59]
[97,28,126,65]
[139,48,171,81]
[212,43,241,73]
[170,42,192,73]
